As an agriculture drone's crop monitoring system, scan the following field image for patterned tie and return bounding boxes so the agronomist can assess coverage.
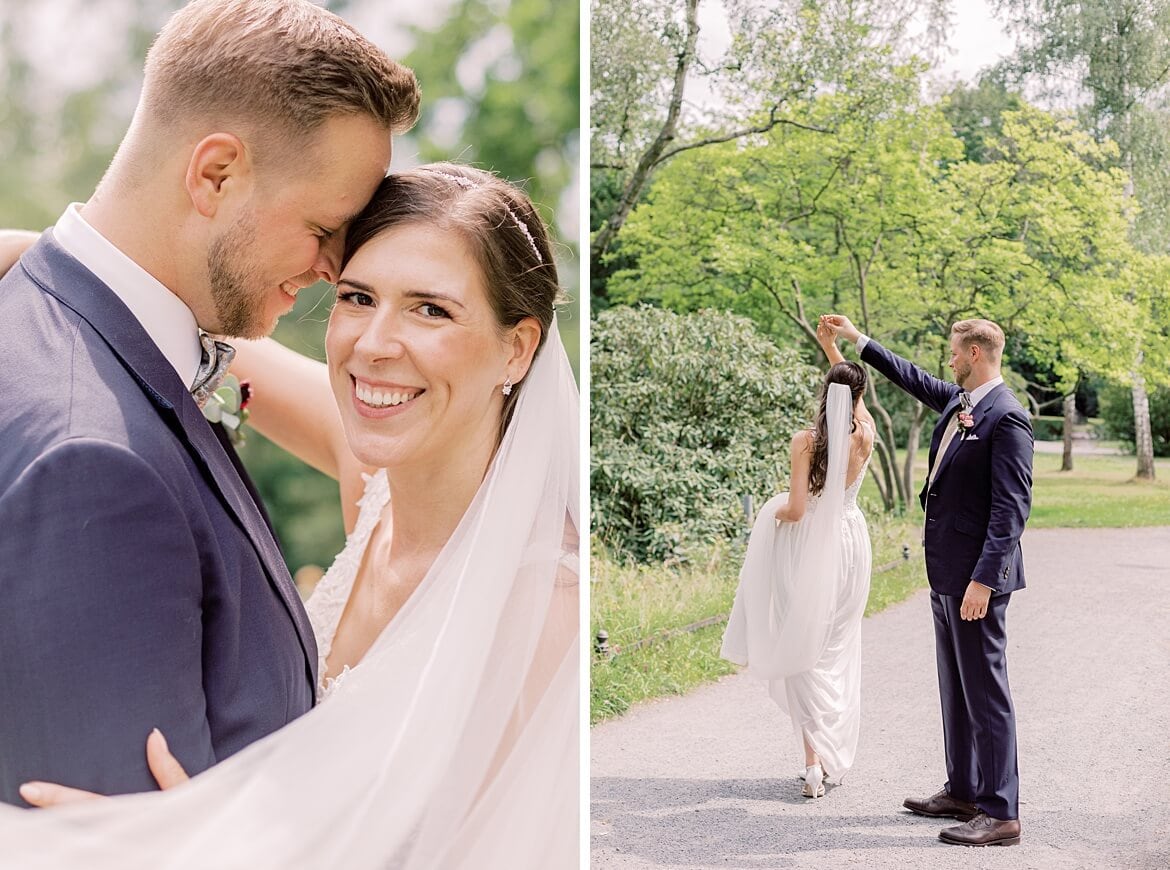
[190,332,236,409]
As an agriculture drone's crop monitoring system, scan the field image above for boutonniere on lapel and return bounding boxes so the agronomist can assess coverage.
[201,375,252,446]
[957,391,975,440]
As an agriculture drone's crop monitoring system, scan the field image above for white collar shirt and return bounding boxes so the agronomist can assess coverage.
[53,203,203,389]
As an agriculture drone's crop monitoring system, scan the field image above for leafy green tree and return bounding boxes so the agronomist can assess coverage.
[992,0,1170,479]
[610,95,1141,509]
[589,0,951,301]
[591,306,818,562]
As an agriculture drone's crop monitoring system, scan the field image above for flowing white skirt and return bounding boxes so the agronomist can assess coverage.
[722,492,871,776]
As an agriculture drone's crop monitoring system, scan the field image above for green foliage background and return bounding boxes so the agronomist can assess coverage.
[591,306,818,561]
[0,0,580,575]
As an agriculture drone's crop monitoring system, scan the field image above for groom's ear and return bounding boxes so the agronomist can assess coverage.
[185,133,253,218]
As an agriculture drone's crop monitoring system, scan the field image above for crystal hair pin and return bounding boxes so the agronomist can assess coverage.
[425,169,544,264]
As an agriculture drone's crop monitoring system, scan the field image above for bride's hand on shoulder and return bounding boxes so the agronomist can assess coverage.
[19,728,189,808]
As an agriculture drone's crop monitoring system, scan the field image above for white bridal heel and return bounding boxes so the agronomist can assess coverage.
[802,764,825,799]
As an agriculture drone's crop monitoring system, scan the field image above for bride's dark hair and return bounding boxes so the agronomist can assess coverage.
[807,362,867,496]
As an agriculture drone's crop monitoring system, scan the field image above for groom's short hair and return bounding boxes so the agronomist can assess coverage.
[141,0,418,161]
[951,318,1005,363]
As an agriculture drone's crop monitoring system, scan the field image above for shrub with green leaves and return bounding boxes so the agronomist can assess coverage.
[591,306,819,562]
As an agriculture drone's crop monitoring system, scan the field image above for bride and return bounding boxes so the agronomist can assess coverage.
[0,164,579,867]
[721,316,874,799]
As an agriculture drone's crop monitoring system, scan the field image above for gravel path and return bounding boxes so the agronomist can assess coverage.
[1032,441,1125,456]
[591,527,1170,869]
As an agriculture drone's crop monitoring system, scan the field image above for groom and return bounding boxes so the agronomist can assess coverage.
[825,315,1032,847]
[0,0,418,805]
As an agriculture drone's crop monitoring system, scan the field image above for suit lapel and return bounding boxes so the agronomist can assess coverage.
[173,398,319,684]
[932,383,1006,486]
[22,235,318,689]
[927,395,963,473]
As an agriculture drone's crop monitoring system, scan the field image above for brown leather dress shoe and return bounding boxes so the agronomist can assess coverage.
[902,788,979,821]
[938,812,1021,847]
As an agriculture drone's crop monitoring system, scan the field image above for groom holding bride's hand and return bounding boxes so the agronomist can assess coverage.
[821,313,1032,848]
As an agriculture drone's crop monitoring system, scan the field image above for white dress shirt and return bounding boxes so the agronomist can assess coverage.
[54,204,202,389]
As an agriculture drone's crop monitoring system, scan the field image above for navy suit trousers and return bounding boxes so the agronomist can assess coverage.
[931,591,1019,820]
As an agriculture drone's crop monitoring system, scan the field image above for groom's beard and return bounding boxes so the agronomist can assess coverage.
[953,359,972,388]
[207,209,268,339]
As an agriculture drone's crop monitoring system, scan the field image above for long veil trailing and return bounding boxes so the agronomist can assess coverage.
[0,325,580,868]
[721,381,852,678]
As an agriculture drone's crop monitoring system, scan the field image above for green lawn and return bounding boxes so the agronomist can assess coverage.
[590,449,1169,724]
[1028,452,1170,527]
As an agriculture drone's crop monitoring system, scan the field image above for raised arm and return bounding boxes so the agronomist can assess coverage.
[816,316,847,366]
[0,440,215,805]
[822,314,958,414]
[231,338,374,530]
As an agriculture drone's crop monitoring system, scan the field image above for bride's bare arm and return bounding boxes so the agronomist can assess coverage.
[775,430,813,522]
[229,338,354,482]
[816,315,847,366]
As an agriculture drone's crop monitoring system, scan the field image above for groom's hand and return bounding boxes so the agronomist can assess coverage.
[960,580,993,620]
[821,314,861,343]
[18,729,190,807]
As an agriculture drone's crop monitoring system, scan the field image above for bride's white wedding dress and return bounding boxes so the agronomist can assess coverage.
[721,383,872,778]
[305,467,389,703]
[0,325,579,870]
[307,468,576,704]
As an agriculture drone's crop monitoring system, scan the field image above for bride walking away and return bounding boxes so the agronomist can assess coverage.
[721,317,875,800]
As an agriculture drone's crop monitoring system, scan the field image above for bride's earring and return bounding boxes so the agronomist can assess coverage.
[502,376,513,397]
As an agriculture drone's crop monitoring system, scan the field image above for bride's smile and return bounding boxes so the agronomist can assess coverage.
[326,222,523,472]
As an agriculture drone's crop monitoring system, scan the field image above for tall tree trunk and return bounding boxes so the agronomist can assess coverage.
[864,382,904,511]
[590,0,700,268]
[1133,358,1156,480]
[902,402,926,501]
[1061,392,1076,472]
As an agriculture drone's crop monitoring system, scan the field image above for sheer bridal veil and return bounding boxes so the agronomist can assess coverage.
[0,325,580,869]
[721,382,852,678]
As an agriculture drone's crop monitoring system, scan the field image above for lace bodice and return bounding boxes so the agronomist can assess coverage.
[804,421,874,516]
[843,450,872,511]
[303,469,391,703]
[303,469,579,703]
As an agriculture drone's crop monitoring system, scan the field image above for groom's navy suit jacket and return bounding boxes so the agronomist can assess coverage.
[0,234,317,806]
[860,339,1032,596]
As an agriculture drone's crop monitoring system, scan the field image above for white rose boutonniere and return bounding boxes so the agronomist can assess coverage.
[201,374,252,446]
